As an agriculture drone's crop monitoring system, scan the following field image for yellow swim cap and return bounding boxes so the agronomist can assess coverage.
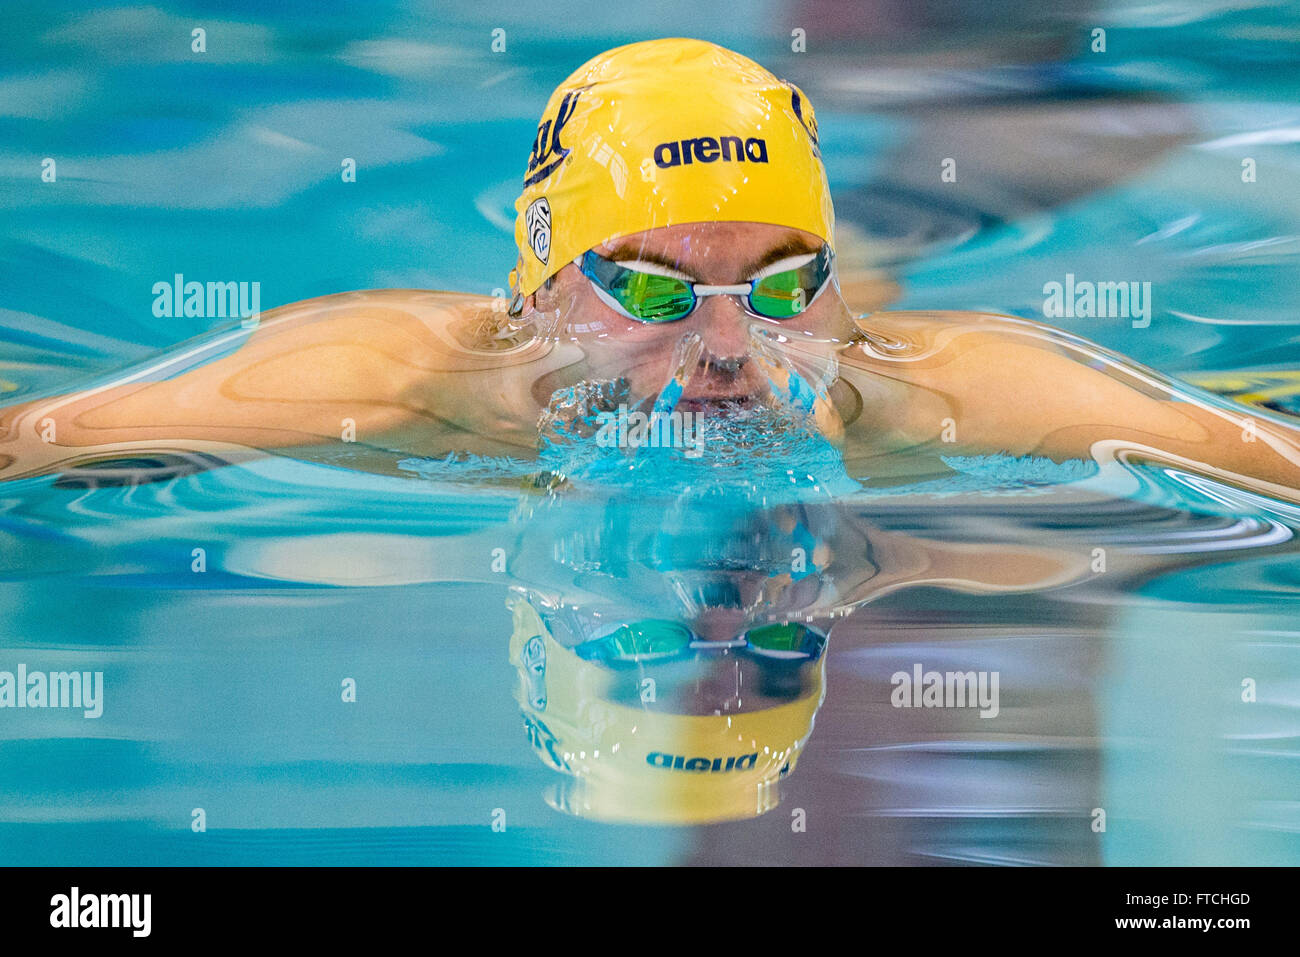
[510,38,834,296]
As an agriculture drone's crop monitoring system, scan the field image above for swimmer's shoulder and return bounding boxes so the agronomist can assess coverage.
[854,309,1044,341]
[248,288,548,368]
[850,309,1087,365]
[847,309,1170,419]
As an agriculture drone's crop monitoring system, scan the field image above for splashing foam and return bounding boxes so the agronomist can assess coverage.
[535,377,857,499]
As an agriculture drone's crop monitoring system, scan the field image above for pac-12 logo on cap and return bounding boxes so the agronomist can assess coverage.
[525,196,552,264]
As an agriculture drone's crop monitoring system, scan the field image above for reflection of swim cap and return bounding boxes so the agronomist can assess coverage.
[510,38,834,296]
[507,593,826,825]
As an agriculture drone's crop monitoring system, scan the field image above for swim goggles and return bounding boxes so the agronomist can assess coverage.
[573,619,827,664]
[578,244,836,323]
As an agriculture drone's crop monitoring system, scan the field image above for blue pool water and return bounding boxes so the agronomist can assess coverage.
[3,2,1300,864]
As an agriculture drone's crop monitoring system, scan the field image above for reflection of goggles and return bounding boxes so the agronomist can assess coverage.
[573,619,827,664]
[578,244,835,323]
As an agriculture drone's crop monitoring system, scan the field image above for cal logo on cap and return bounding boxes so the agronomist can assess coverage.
[524,86,589,187]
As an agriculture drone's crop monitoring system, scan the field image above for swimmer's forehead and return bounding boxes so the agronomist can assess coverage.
[595,224,824,280]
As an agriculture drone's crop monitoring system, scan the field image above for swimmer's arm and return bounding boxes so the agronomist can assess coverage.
[839,323,1300,498]
[0,306,539,480]
[958,340,1300,495]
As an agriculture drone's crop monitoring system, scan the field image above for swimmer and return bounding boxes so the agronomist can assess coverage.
[3,37,1300,501]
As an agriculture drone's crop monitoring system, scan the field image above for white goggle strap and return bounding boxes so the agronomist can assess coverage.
[693,283,754,297]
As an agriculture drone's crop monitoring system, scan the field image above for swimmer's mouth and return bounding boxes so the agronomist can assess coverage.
[637,333,834,417]
[673,393,761,415]
[673,356,767,406]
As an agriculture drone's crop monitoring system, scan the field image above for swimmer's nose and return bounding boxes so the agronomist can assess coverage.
[691,294,751,362]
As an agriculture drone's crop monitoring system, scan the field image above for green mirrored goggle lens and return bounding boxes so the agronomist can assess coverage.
[616,271,695,322]
[749,252,831,319]
[583,252,694,322]
[578,619,693,661]
[750,271,807,318]
[744,622,825,657]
